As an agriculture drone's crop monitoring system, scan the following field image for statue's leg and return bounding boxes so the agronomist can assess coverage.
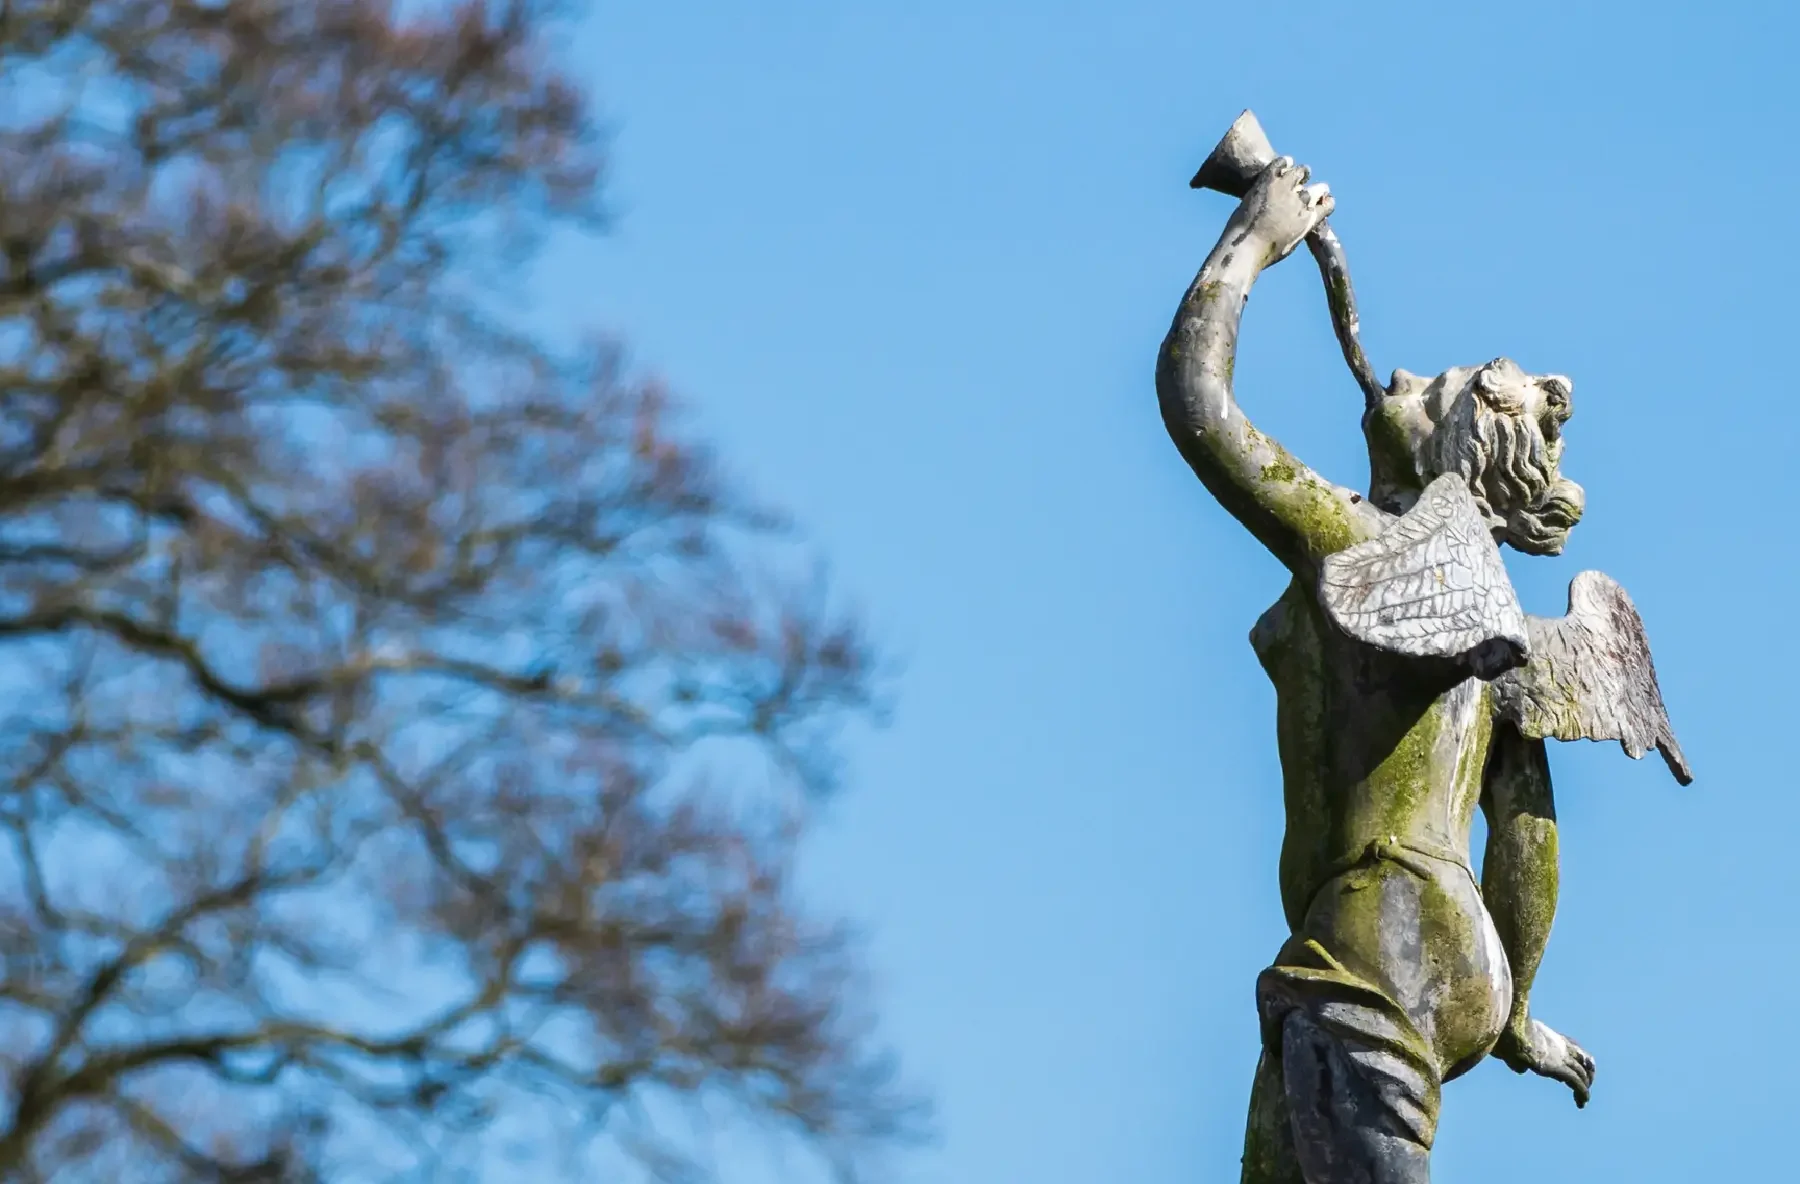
[1241,1049,1305,1184]
[1254,922,1444,1184]
[1280,1011,1434,1184]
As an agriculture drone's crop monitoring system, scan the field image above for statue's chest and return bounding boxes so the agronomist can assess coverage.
[1249,577,1323,686]
[1250,578,1494,795]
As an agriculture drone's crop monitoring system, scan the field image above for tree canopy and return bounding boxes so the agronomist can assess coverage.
[0,1,913,1178]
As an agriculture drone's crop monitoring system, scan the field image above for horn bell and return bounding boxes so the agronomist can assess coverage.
[1189,109,1277,197]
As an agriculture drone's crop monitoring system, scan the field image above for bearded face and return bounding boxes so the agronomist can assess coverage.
[1366,358,1586,556]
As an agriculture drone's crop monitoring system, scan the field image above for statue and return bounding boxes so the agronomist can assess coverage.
[1157,112,1693,1184]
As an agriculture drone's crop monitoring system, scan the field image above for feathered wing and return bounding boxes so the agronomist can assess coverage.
[1318,473,1530,676]
[1493,571,1693,785]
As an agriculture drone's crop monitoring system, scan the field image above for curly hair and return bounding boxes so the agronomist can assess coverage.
[1388,359,1586,556]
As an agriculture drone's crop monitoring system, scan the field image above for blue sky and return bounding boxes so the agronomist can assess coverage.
[538,2,1797,1180]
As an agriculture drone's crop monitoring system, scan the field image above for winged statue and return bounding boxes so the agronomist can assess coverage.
[1156,112,1691,1184]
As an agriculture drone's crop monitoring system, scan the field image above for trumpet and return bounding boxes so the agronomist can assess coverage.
[1191,110,1385,411]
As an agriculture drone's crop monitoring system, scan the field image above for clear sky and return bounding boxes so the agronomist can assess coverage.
[538,2,1797,1180]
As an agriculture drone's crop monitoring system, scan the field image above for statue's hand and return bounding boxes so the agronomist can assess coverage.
[1233,157,1333,267]
[1495,1016,1596,1108]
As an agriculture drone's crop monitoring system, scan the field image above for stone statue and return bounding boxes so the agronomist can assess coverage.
[1156,112,1692,1184]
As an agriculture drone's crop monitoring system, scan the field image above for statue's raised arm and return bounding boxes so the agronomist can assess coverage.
[1155,157,1383,575]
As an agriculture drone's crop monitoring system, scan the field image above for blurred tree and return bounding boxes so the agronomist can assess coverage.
[0,1,914,1179]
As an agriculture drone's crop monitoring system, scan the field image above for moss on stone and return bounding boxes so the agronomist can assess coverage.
[1293,474,1361,555]
[1238,428,1363,558]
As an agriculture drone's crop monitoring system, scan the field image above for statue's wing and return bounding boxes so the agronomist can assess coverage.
[1493,571,1693,785]
[1318,472,1529,676]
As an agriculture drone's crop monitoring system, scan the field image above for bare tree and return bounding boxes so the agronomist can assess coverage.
[0,2,916,1179]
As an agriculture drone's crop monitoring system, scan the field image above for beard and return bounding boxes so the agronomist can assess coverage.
[1501,474,1585,556]
[1447,400,1586,555]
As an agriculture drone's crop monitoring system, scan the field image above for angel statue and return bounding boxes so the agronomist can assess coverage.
[1156,112,1692,1184]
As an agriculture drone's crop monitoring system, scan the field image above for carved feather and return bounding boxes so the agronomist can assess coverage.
[1493,571,1693,785]
[1318,473,1530,677]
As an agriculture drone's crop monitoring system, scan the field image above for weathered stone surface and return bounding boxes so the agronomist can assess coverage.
[1494,573,1692,784]
[1319,473,1528,678]
[1161,111,1691,1184]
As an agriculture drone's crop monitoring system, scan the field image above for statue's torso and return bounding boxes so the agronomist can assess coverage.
[1251,576,1513,1073]
[1251,575,1495,927]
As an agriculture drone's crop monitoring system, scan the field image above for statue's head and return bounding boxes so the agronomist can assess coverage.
[1364,358,1585,556]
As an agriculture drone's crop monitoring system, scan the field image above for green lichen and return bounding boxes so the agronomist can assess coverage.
[1363,398,1424,504]
[1480,730,1561,1038]
[1356,694,1480,841]
[1240,426,1363,557]
[1292,474,1361,555]
[1260,455,1298,484]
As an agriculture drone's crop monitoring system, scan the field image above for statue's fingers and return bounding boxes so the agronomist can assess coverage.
[1557,1060,1593,1107]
